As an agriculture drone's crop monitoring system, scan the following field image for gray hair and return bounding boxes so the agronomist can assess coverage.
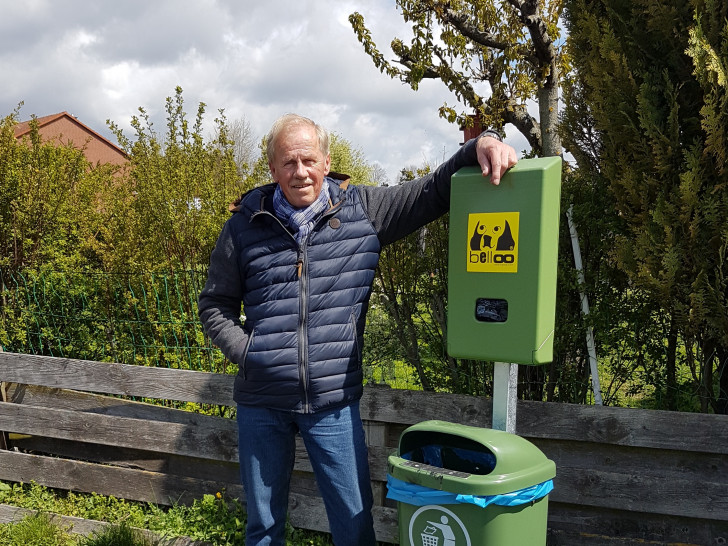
[266,114,330,163]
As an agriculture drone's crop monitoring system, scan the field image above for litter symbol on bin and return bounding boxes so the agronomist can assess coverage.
[421,524,439,546]
[409,506,471,546]
[421,516,456,546]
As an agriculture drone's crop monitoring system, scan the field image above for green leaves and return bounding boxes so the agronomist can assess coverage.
[99,88,241,273]
[0,113,89,275]
[349,0,567,152]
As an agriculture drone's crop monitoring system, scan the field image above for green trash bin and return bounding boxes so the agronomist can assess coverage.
[388,420,556,546]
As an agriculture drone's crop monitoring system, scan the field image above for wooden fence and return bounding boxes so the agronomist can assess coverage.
[0,352,726,545]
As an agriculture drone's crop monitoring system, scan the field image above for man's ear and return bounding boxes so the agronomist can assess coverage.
[324,154,331,176]
[269,162,277,180]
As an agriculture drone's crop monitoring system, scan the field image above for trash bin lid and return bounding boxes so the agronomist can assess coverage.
[389,420,556,496]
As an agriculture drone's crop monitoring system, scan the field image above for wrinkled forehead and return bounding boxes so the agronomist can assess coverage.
[275,126,325,161]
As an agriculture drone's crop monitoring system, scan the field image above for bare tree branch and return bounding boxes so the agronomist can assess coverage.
[439,5,509,50]
[434,46,484,106]
[504,98,542,149]
[520,0,558,66]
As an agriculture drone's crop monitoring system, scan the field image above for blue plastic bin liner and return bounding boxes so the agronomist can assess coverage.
[402,446,496,475]
[386,475,554,509]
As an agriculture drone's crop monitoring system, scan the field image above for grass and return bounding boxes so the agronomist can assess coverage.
[0,481,334,545]
[82,522,159,546]
[1,517,168,546]
[0,512,76,546]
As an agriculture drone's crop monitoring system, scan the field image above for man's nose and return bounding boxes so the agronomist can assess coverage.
[294,160,307,178]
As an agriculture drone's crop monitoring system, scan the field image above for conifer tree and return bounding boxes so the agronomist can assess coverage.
[563,0,728,412]
[684,0,728,412]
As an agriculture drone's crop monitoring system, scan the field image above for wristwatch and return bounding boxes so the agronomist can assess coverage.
[481,129,504,142]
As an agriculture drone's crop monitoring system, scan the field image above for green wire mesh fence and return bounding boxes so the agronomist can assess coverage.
[0,268,705,409]
[0,268,586,400]
[0,268,229,374]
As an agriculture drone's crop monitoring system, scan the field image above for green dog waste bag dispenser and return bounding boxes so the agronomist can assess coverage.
[447,157,562,364]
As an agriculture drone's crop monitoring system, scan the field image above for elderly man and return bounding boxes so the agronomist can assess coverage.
[198,114,517,546]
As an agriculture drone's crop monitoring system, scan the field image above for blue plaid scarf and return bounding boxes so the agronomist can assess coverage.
[273,182,331,244]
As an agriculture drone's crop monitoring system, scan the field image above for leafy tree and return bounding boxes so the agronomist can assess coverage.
[105,87,241,274]
[0,108,123,356]
[554,159,669,406]
[1,94,243,369]
[563,0,728,412]
[0,107,92,276]
[372,165,437,391]
[349,1,616,404]
[350,0,567,155]
[684,0,728,412]
[329,134,376,184]
[224,116,257,178]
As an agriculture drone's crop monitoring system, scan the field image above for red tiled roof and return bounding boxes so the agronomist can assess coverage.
[13,112,66,138]
[13,111,128,160]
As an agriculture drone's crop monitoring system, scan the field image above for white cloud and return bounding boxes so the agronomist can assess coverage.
[0,0,520,182]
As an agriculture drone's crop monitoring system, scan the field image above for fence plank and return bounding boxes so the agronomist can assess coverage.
[360,385,492,427]
[363,420,389,507]
[518,400,728,454]
[6,383,230,427]
[551,465,726,519]
[0,450,240,506]
[360,386,728,454]
[0,352,234,405]
[534,438,728,486]
[523,435,728,521]
[0,402,238,462]
[547,502,727,546]
[11,436,241,482]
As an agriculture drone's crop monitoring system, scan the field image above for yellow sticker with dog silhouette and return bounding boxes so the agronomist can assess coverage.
[466,212,519,273]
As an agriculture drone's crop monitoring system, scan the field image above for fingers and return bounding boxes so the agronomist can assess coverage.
[488,143,518,186]
[477,136,518,186]
[489,154,503,186]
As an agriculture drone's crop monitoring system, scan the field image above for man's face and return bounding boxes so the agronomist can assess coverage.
[269,124,331,208]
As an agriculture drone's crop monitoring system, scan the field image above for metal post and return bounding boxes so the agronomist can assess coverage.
[492,362,518,433]
[567,205,603,405]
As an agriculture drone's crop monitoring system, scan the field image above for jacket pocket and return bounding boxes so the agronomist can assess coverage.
[240,330,255,380]
[349,312,361,367]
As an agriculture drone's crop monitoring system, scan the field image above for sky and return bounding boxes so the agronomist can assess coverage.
[0,0,526,184]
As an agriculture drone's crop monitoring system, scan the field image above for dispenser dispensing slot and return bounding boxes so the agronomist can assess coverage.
[475,298,508,322]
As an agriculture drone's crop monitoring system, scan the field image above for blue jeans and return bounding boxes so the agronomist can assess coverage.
[236,402,376,546]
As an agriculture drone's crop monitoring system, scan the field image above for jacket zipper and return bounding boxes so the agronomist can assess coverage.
[297,243,310,413]
[296,206,345,413]
[252,208,312,411]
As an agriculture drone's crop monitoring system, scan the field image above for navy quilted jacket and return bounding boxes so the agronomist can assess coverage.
[198,137,481,412]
